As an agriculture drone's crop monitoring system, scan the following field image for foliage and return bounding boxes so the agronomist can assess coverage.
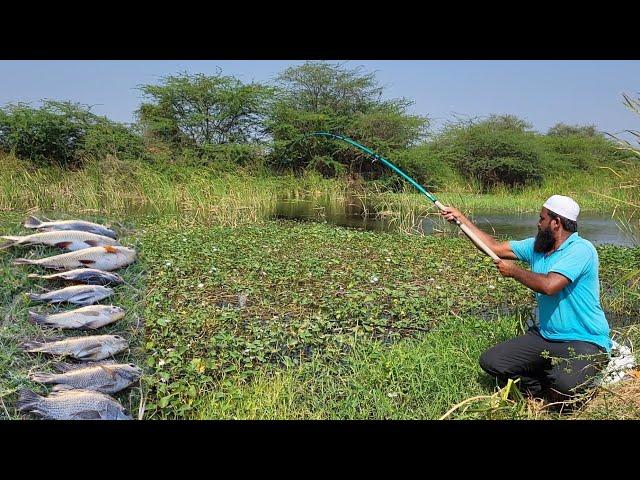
[433,114,543,190]
[264,61,429,177]
[0,100,143,167]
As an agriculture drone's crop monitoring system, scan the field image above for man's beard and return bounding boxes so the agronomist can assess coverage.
[534,226,555,253]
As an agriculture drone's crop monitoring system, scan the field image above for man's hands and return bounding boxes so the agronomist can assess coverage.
[440,206,464,224]
[494,259,518,278]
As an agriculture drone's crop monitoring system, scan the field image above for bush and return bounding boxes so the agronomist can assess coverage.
[0,100,144,167]
[379,145,459,192]
[0,102,85,167]
[539,132,627,172]
[81,122,145,161]
[434,115,543,191]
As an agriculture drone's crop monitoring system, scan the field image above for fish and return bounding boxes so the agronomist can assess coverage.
[16,388,132,420]
[27,285,114,306]
[27,268,124,286]
[21,334,129,361]
[24,216,117,239]
[13,246,136,271]
[30,361,142,394]
[28,305,125,329]
[1,230,120,251]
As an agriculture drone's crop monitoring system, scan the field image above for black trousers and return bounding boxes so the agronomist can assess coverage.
[479,327,608,399]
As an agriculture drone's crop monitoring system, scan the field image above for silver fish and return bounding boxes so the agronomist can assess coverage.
[30,361,142,394]
[27,285,114,306]
[21,334,128,361]
[24,216,117,239]
[13,246,137,271]
[17,388,131,420]
[1,230,120,251]
[28,268,124,286]
[29,305,125,329]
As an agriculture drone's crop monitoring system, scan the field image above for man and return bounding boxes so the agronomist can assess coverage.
[441,195,611,402]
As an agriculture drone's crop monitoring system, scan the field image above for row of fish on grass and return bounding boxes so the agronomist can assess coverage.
[3,216,141,420]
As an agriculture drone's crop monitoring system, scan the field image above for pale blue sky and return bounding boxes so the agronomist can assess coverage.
[1,60,638,137]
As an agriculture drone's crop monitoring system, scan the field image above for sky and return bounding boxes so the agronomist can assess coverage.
[0,60,639,138]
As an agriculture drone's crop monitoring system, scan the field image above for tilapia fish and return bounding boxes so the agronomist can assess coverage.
[27,285,114,306]
[1,230,120,251]
[17,388,131,420]
[30,361,142,394]
[21,334,128,361]
[28,268,124,286]
[13,245,136,271]
[29,305,125,329]
[24,216,117,239]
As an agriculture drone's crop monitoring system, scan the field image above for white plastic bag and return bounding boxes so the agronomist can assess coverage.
[595,339,636,387]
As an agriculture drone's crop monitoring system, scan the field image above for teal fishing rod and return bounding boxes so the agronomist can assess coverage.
[306,132,500,261]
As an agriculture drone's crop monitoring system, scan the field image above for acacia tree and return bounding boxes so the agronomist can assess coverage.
[137,71,274,147]
[0,100,142,167]
[265,61,429,177]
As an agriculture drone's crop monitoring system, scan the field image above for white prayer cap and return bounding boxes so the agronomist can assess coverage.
[543,195,580,221]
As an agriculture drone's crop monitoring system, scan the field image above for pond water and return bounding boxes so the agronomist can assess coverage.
[272,197,639,247]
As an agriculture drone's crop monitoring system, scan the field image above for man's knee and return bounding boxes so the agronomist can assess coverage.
[479,347,501,376]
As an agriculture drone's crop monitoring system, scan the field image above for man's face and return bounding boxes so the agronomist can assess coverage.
[534,208,556,253]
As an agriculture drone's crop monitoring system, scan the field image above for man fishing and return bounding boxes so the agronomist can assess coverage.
[441,195,611,403]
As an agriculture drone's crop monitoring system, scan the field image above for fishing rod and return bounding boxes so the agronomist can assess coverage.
[303,132,500,262]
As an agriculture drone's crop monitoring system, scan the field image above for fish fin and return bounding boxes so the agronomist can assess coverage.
[53,361,94,372]
[70,292,103,306]
[79,259,96,265]
[21,340,44,352]
[51,384,76,392]
[82,310,103,317]
[77,344,104,359]
[71,410,103,420]
[27,293,43,302]
[41,215,52,222]
[16,389,42,411]
[29,372,57,384]
[0,236,22,249]
[12,258,37,266]
[104,246,118,254]
[84,240,99,247]
[98,364,118,379]
[23,216,42,229]
[54,241,73,250]
[28,311,48,325]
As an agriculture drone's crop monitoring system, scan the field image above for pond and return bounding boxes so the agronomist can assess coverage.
[272,197,639,247]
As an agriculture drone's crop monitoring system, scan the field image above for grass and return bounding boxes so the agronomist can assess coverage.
[137,218,640,419]
[1,152,639,420]
[0,210,146,419]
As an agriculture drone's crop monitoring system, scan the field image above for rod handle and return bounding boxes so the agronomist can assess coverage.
[433,201,500,262]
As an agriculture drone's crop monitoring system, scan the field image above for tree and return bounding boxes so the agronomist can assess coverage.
[434,114,542,190]
[547,123,600,137]
[136,71,274,147]
[265,61,429,177]
[0,100,141,167]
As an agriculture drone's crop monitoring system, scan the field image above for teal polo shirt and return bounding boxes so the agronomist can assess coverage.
[509,233,611,352]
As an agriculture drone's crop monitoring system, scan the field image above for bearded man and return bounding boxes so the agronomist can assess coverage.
[441,195,611,402]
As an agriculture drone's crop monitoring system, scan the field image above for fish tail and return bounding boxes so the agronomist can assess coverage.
[27,293,43,302]
[16,389,42,411]
[23,216,43,229]
[28,311,48,325]
[0,236,22,249]
[29,372,57,384]
[21,340,44,352]
[12,258,38,266]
